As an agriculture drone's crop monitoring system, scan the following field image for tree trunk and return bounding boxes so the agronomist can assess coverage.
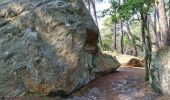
[91,0,98,27]
[155,6,162,45]
[148,15,159,48]
[87,0,91,11]
[141,12,149,81]
[154,5,161,48]
[114,23,117,50]
[168,0,170,27]
[126,21,138,56]
[146,16,152,82]
[118,0,124,54]
[158,0,170,46]
[120,22,124,54]
[169,0,170,28]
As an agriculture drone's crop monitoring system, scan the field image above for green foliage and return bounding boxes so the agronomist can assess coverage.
[131,21,141,39]
[102,16,113,27]
[124,33,130,46]
[102,38,113,51]
[131,20,142,48]
[110,0,155,22]
[100,16,113,51]
[100,0,154,52]
[101,16,142,51]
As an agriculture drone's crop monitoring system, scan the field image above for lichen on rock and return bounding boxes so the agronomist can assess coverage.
[150,47,170,96]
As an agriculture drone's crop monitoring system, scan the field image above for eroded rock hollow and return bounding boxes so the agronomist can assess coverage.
[0,0,120,96]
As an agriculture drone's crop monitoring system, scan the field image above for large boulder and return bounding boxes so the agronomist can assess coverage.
[0,0,120,96]
[126,58,144,67]
[150,47,170,97]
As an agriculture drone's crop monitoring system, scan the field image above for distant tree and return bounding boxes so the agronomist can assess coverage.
[153,3,160,48]
[120,22,124,54]
[126,21,138,56]
[118,0,124,54]
[114,23,117,50]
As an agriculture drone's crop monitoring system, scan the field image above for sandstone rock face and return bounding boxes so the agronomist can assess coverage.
[0,0,120,96]
[150,47,170,96]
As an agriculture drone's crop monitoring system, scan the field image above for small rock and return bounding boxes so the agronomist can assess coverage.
[119,79,128,85]
[112,83,116,85]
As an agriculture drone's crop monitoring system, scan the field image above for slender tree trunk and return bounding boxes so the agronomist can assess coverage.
[91,0,98,27]
[126,21,138,56]
[148,15,159,48]
[146,16,152,82]
[120,22,124,54]
[168,0,170,27]
[156,7,162,45]
[125,31,130,53]
[169,0,170,28]
[114,23,117,50]
[154,7,157,34]
[141,12,150,81]
[158,0,170,46]
[118,0,124,54]
[154,5,161,48]
[141,12,152,82]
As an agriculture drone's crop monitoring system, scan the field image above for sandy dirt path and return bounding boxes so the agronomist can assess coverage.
[68,67,168,100]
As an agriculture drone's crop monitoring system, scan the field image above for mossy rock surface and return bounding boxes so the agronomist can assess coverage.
[0,0,120,96]
[150,47,170,96]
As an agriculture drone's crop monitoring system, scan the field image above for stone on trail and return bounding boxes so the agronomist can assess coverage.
[118,79,128,85]
[0,0,120,96]
[126,58,144,67]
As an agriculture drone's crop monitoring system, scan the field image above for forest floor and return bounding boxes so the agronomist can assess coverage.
[68,66,168,100]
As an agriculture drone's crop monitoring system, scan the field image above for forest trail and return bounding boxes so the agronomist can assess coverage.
[69,67,168,100]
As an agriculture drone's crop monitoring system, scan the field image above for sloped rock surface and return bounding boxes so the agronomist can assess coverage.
[0,0,120,96]
[150,47,170,96]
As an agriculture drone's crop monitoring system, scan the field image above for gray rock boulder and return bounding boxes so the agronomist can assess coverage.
[150,47,170,97]
[0,0,120,96]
